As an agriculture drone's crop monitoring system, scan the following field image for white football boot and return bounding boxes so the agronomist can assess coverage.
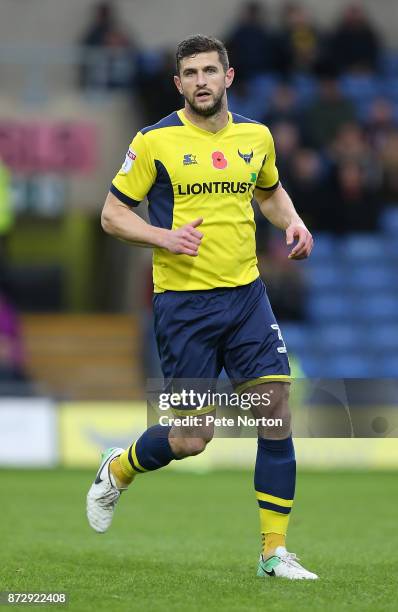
[86,447,126,533]
[257,546,318,580]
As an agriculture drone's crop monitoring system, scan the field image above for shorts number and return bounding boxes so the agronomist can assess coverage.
[271,324,287,353]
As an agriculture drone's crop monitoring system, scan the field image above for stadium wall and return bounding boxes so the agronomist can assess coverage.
[0,94,135,212]
[0,0,397,48]
[1,399,397,470]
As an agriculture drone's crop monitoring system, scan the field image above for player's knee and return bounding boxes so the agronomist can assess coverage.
[249,382,290,415]
[266,383,290,418]
[186,437,209,456]
[171,436,211,458]
[273,383,290,406]
[265,395,291,437]
[250,382,291,437]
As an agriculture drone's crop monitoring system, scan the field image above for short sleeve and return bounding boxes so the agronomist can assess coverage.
[111,131,156,206]
[256,128,279,191]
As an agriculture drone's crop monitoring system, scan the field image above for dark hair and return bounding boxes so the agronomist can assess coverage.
[176,35,229,74]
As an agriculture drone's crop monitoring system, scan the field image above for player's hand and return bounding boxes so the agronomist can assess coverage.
[163,217,204,256]
[286,223,313,260]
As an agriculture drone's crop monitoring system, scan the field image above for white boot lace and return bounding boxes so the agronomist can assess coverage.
[98,487,120,508]
[280,551,303,568]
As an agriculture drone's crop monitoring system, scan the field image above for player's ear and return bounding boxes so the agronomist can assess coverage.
[225,67,235,89]
[174,75,183,94]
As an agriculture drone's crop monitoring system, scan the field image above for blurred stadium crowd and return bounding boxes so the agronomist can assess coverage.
[1,0,398,396]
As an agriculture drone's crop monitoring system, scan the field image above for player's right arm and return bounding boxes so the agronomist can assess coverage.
[101,192,203,256]
[102,130,203,256]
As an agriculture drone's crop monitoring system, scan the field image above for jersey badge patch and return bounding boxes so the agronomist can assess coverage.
[121,148,137,173]
[183,154,198,165]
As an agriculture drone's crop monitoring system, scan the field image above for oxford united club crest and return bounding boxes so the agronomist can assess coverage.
[238,149,254,165]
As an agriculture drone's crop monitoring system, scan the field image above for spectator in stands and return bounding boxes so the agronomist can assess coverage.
[379,129,398,205]
[79,1,136,89]
[278,2,324,74]
[137,50,182,124]
[225,1,279,83]
[272,120,301,186]
[255,120,300,245]
[329,161,380,232]
[328,123,381,188]
[365,98,397,153]
[263,83,302,128]
[258,238,306,321]
[81,2,116,47]
[327,3,381,74]
[288,148,331,231]
[302,71,356,149]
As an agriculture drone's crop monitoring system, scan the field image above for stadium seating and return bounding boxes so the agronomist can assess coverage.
[373,355,398,377]
[248,74,279,101]
[339,234,386,261]
[307,294,352,321]
[339,74,382,104]
[280,322,311,352]
[314,324,366,351]
[323,353,376,378]
[290,73,318,105]
[228,91,267,122]
[304,233,337,261]
[360,295,398,321]
[382,77,398,102]
[380,50,398,77]
[380,206,398,234]
[347,266,396,292]
[367,324,398,350]
[304,263,341,290]
[296,230,398,377]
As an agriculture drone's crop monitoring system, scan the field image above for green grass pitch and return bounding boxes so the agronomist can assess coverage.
[1,468,397,611]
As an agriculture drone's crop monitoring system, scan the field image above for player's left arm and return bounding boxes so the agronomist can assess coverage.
[255,184,314,260]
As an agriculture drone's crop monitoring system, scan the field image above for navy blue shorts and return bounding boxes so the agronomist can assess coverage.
[153,278,290,396]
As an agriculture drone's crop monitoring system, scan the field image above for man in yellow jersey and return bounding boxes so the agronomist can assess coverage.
[87,34,317,580]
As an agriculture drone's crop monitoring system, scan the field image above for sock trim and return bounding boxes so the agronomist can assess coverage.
[258,500,291,514]
[255,491,293,508]
[128,442,146,473]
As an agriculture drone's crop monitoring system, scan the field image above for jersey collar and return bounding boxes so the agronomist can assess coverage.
[177,109,232,137]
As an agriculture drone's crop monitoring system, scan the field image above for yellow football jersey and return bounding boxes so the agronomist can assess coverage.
[111,109,279,292]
